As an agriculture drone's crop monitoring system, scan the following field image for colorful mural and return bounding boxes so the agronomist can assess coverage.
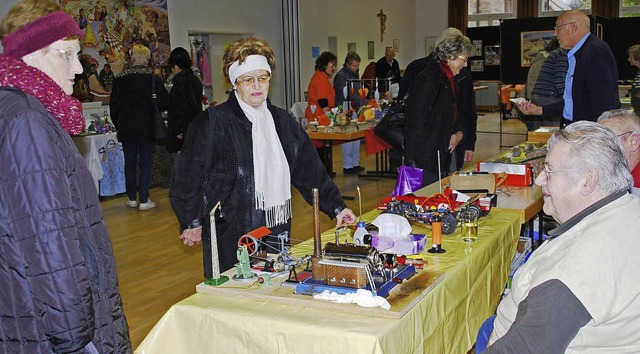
[60,0,171,102]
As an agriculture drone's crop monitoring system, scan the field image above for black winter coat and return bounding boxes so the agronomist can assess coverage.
[403,58,463,181]
[110,66,169,143]
[0,88,131,353]
[400,54,477,171]
[166,68,203,153]
[170,92,347,275]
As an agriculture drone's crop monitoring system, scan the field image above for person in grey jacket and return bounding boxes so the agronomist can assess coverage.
[0,1,131,353]
[333,51,368,174]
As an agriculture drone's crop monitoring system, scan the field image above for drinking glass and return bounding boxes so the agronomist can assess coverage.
[460,208,479,242]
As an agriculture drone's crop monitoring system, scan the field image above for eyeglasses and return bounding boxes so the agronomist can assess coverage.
[236,74,271,86]
[542,163,574,178]
[328,63,336,68]
[554,21,575,31]
[617,131,634,138]
[457,55,468,62]
[54,49,81,62]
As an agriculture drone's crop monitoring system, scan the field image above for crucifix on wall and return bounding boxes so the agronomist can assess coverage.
[377,9,386,42]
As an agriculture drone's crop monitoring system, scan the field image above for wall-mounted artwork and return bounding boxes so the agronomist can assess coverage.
[471,40,482,57]
[347,42,357,53]
[368,41,375,59]
[393,39,399,53]
[520,30,554,67]
[484,45,501,66]
[470,60,484,72]
[425,36,436,55]
[312,46,320,58]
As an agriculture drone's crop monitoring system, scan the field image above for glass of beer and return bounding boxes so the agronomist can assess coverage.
[460,208,479,242]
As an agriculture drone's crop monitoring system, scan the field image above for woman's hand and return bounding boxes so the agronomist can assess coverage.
[464,150,474,163]
[517,101,543,115]
[449,132,464,152]
[336,208,357,226]
[179,226,202,246]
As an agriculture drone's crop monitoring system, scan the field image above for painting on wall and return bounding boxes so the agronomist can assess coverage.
[471,40,482,57]
[367,41,375,59]
[470,60,484,72]
[393,39,399,53]
[61,0,171,102]
[484,45,501,66]
[347,42,357,53]
[520,30,554,67]
[424,36,436,55]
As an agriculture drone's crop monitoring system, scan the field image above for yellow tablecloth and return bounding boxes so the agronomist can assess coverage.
[136,209,521,354]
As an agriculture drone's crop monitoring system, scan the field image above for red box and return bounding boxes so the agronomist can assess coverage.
[476,162,533,187]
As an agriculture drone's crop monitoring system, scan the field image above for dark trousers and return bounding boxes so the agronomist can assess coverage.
[122,141,155,203]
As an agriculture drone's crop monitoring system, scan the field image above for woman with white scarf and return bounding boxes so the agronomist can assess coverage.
[170,38,356,276]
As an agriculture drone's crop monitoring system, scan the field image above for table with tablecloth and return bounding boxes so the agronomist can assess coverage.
[136,207,521,354]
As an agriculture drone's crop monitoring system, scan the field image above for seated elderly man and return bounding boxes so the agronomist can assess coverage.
[486,121,640,353]
[597,109,640,194]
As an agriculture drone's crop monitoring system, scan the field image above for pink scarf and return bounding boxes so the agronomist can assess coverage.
[0,54,84,134]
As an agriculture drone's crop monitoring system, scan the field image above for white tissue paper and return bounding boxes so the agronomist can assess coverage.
[313,289,391,310]
[370,213,426,255]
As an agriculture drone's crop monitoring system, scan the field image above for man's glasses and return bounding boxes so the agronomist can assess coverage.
[542,163,574,179]
[236,74,271,87]
[617,131,634,138]
[55,49,81,62]
[554,21,575,31]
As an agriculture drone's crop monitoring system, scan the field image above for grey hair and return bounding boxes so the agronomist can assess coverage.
[434,27,463,49]
[434,34,472,62]
[344,51,361,65]
[597,109,640,131]
[548,121,633,193]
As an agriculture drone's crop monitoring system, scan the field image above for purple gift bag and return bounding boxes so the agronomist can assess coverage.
[392,165,423,196]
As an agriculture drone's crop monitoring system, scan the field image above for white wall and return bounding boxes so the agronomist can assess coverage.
[299,0,425,101]
[167,0,286,106]
[415,0,449,56]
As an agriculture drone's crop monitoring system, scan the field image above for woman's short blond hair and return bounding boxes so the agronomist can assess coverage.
[629,44,640,62]
[1,0,60,39]
[222,37,276,82]
[131,44,150,66]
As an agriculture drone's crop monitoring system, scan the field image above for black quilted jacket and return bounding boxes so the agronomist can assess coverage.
[0,88,131,353]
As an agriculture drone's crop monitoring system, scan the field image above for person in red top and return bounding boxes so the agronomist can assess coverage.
[305,51,337,123]
[597,109,640,194]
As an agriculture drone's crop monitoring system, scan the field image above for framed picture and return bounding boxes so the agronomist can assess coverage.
[311,46,320,58]
[472,40,482,57]
[470,59,484,72]
[520,30,554,67]
[347,42,357,53]
[484,45,501,66]
[425,36,436,55]
[393,39,399,53]
[367,41,375,59]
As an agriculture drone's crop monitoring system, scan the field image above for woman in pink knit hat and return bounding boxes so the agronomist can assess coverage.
[0,0,132,353]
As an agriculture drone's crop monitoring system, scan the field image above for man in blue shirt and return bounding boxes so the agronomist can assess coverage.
[519,10,620,126]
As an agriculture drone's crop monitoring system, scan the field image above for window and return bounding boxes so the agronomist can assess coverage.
[468,0,516,28]
[621,0,640,17]
[539,0,591,17]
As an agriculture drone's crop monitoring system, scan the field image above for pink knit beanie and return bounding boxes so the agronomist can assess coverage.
[2,10,83,59]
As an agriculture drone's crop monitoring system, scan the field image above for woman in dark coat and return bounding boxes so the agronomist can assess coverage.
[166,47,203,154]
[403,34,473,187]
[0,1,131,353]
[110,44,169,210]
[170,38,356,277]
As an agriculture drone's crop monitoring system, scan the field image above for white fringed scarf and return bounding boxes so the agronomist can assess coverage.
[236,91,292,227]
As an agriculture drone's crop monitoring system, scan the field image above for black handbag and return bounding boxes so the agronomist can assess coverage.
[151,75,169,145]
[373,87,411,152]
